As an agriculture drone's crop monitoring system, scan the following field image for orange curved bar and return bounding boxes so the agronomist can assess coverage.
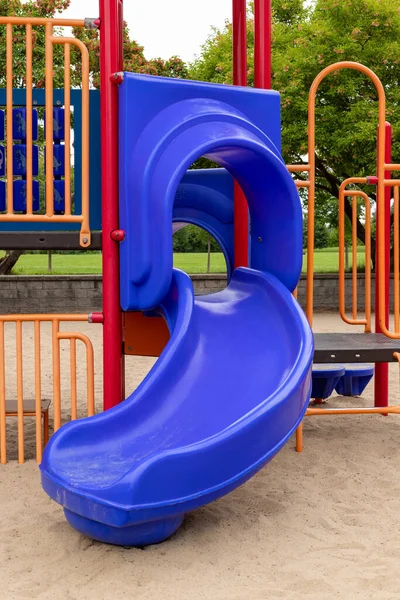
[338,180,371,330]
[57,332,95,417]
[307,61,387,327]
[51,37,91,247]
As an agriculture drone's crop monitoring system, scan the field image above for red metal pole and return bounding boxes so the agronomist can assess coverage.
[254,0,272,89]
[99,0,125,410]
[232,0,248,268]
[374,122,391,408]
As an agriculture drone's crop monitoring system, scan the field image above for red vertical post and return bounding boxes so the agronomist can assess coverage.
[254,0,272,90]
[99,0,125,410]
[232,0,248,268]
[374,122,392,408]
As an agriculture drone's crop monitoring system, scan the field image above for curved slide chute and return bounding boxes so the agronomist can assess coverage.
[40,74,313,546]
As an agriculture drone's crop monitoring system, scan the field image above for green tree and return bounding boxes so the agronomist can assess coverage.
[190,0,400,268]
[173,225,220,253]
[0,0,81,88]
[73,24,188,89]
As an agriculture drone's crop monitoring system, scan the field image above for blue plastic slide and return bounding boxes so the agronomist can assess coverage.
[40,74,314,546]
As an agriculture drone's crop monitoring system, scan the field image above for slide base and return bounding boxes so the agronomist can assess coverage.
[64,509,184,547]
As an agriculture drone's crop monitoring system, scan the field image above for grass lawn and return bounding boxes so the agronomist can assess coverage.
[9,248,366,275]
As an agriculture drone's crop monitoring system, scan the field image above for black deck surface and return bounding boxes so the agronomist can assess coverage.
[314,333,400,363]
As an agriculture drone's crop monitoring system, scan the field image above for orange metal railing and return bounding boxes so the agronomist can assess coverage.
[287,62,386,327]
[0,17,91,247]
[286,61,400,451]
[0,315,95,465]
[338,181,372,331]
[302,61,400,339]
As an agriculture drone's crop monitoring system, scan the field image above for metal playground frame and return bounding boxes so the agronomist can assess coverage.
[0,0,400,463]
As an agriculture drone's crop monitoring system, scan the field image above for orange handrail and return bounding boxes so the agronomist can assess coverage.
[0,18,91,247]
[338,180,372,330]
[0,314,95,464]
[294,61,391,453]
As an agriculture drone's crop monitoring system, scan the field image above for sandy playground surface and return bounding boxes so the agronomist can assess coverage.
[1,313,400,599]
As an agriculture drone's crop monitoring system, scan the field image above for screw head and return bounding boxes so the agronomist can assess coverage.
[258,237,263,242]
[82,237,89,244]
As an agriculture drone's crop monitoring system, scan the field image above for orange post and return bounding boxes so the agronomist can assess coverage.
[64,43,72,216]
[34,320,42,462]
[6,23,13,213]
[26,24,33,215]
[16,321,24,463]
[70,338,77,420]
[0,323,5,464]
[375,123,392,408]
[45,22,54,217]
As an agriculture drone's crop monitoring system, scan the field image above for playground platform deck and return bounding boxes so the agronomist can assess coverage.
[314,333,400,363]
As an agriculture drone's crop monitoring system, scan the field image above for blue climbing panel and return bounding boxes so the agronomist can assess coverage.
[0,89,101,231]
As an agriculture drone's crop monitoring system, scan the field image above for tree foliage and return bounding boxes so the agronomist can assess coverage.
[73,22,188,89]
[190,0,400,263]
[173,225,221,253]
[0,0,76,87]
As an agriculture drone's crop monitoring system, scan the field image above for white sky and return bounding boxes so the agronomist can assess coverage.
[61,0,233,63]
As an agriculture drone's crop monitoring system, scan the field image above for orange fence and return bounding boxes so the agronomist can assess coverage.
[0,16,91,247]
[338,181,372,331]
[287,61,400,451]
[288,60,400,338]
[0,314,95,465]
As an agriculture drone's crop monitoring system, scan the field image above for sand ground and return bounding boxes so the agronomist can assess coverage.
[1,313,400,600]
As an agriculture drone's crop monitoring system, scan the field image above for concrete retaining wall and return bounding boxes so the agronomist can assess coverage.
[0,273,381,314]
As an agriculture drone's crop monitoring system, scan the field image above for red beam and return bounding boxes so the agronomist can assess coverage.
[232,0,248,268]
[99,0,125,410]
[254,0,272,89]
[374,122,392,409]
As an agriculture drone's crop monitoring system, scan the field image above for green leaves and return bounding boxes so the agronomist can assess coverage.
[189,0,400,250]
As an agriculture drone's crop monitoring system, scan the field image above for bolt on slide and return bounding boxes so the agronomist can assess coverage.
[40,75,313,547]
